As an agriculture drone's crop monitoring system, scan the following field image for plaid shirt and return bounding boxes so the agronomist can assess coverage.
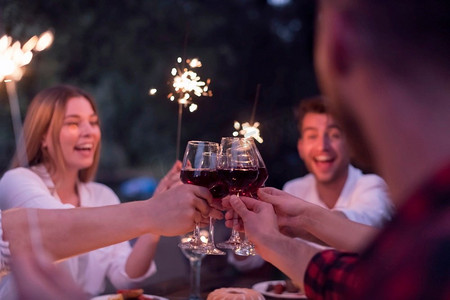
[304,163,450,300]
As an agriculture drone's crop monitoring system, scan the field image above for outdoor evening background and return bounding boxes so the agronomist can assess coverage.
[0,0,319,198]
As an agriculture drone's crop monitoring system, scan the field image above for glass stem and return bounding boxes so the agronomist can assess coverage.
[209,217,215,245]
[189,258,202,300]
[193,223,201,245]
[230,211,240,241]
[230,192,240,240]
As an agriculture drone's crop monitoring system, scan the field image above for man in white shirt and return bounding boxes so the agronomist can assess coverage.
[230,96,394,271]
[283,96,393,228]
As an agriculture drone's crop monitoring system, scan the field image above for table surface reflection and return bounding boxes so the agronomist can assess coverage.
[145,260,286,299]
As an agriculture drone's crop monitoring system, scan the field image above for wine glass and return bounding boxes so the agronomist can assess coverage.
[180,231,207,300]
[216,137,259,250]
[178,140,226,255]
[234,138,269,256]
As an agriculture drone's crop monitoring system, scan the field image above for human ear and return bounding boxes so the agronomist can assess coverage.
[327,12,356,76]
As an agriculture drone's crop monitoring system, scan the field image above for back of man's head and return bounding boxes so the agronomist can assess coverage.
[327,0,450,78]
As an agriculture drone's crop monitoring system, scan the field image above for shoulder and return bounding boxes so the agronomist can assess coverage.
[355,173,388,191]
[0,167,45,188]
[349,166,387,189]
[283,174,314,190]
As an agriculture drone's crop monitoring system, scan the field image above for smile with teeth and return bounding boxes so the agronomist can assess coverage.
[75,143,94,151]
[314,155,334,163]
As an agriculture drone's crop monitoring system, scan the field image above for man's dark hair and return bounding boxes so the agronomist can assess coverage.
[334,0,450,77]
[294,96,328,137]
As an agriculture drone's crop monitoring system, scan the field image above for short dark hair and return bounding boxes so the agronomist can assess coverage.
[294,96,328,137]
[326,0,450,77]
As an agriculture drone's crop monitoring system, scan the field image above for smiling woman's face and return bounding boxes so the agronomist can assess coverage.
[43,96,101,174]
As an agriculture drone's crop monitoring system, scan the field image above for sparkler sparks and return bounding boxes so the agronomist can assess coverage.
[0,30,54,82]
[167,57,212,112]
[0,30,54,167]
[233,121,263,143]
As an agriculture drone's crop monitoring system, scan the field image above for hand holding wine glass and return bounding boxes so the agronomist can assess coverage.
[234,138,269,256]
[216,137,258,250]
[178,140,225,255]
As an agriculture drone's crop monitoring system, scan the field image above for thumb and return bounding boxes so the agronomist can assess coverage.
[258,187,284,205]
[229,195,250,219]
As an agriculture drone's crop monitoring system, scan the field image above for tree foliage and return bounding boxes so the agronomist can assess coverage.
[0,0,318,189]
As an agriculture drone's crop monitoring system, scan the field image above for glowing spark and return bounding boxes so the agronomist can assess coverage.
[149,88,157,95]
[189,103,198,112]
[167,57,212,112]
[0,30,54,82]
[187,58,202,68]
[233,121,264,143]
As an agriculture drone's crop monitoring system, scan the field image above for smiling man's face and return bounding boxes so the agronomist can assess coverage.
[298,112,350,184]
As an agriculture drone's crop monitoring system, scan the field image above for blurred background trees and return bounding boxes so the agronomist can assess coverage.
[0,0,318,195]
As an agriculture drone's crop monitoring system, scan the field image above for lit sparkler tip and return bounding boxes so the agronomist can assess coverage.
[0,30,53,82]
[233,121,264,143]
[189,103,198,112]
[187,58,202,68]
[35,30,54,51]
[22,36,38,52]
[166,56,212,111]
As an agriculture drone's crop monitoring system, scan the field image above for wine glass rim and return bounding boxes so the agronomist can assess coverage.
[188,140,219,146]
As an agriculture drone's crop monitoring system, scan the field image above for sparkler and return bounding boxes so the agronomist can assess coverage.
[0,30,54,167]
[232,84,263,143]
[233,121,264,143]
[167,57,213,159]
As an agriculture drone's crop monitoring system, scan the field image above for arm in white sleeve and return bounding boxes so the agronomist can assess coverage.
[335,174,395,227]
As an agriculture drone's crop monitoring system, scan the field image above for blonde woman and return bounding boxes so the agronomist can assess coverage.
[0,85,212,298]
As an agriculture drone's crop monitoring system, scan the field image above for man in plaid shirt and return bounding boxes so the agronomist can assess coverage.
[227,0,450,299]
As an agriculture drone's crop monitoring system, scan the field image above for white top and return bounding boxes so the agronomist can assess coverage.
[229,165,394,271]
[0,165,156,298]
[0,213,11,278]
[283,165,394,227]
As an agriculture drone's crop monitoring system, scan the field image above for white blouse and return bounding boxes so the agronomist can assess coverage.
[0,213,11,277]
[0,165,156,298]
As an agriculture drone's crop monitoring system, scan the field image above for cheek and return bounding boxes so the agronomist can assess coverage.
[59,128,79,146]
[334,141,350,160]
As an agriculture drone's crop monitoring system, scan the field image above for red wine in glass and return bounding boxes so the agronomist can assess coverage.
[180,169,219,188]
[181,170,229,198]
[243,167,268,196]
[218,169,258,194]
[209,181,229,198]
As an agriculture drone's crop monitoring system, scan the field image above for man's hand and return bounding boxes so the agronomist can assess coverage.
[257,187,315,238]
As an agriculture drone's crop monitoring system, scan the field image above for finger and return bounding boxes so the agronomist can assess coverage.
[221,195,232,209]
[238,195,264,211]
[229,195,250,219]
[210,198,224,210]
[224,210,234,221]
[191,186,213,215]
[258,187,283,196]
[209,208,223,220]
[257,187,286,205]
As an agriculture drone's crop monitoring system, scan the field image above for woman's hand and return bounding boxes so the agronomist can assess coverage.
[153,161,183,196]
[147,184,223,236]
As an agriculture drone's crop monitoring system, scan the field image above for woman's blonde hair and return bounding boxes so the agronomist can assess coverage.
[11,84,101,182]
